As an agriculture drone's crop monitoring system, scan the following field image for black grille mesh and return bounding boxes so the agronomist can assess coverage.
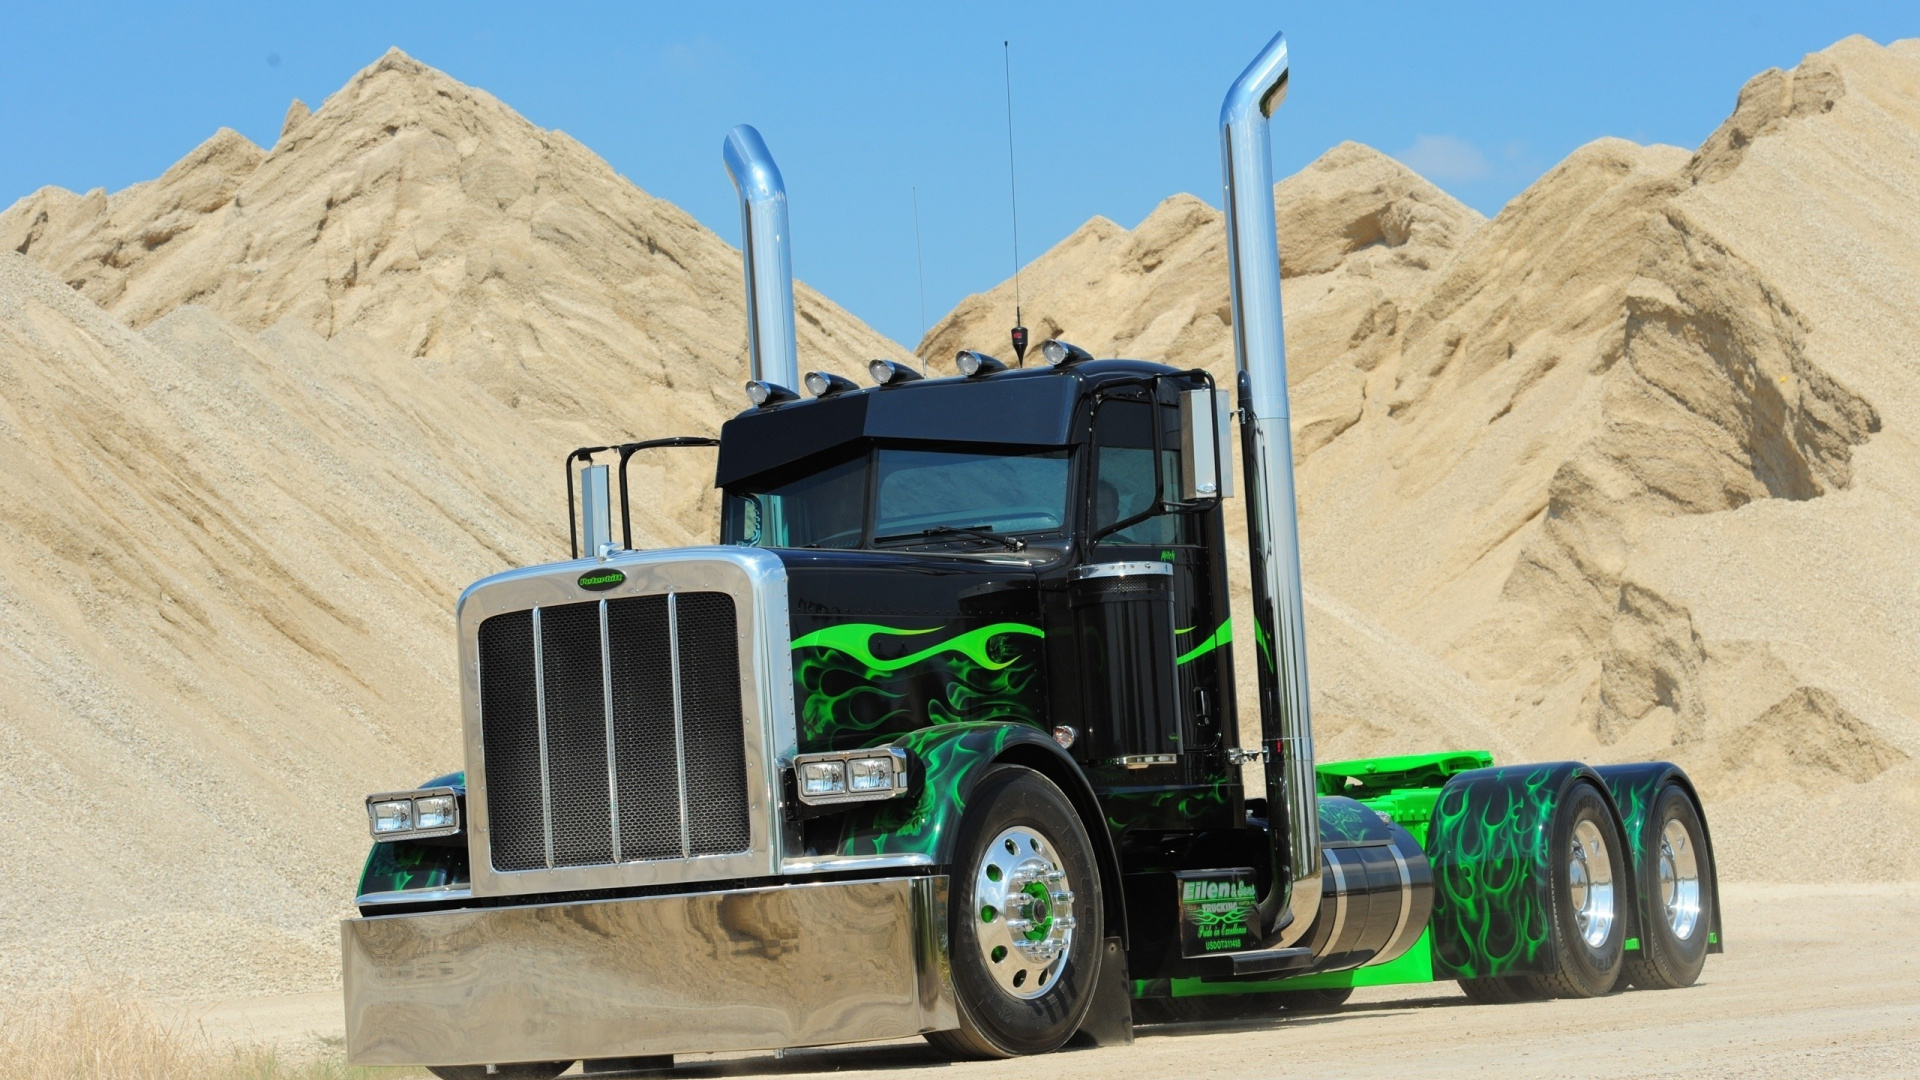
[478,591,750,873]
[676,593,752,856]
[609,595,682,860]
[539,601,613,867]
[477,610,544,872]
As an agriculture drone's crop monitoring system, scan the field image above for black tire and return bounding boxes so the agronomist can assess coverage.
[1522,782,1627,998]
[925,765,1104,1058]
[1457,975,1539,1004]
[428,1064,570,1080]
[1278,986,1353,1012]
[1624,785,1714,990]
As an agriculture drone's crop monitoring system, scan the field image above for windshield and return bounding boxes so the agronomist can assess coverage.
[724,446,1070,550]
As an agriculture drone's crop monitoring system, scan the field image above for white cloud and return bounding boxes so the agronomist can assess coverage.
[1395,135,1492,181]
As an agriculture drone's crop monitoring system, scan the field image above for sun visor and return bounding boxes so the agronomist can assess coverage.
[715,374,1080,488]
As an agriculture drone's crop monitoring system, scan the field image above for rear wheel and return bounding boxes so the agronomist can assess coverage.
[1624,785,1713,989]
[428,1064,570,1080]
[1522,782,1627,998]
[925,766,1104,1058]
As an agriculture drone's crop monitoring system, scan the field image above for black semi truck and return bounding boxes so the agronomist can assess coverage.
[342,31,1719,1077]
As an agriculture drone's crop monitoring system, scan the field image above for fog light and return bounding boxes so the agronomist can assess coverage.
[801,759,848,797]
[413,795,456,830]
[793,747,912,806]
[370,799,412,835]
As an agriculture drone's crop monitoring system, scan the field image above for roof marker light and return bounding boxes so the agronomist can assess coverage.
[745,380,799,407]
[955,350,1009,377]
[1039,339,1094,368]
[804,370,859,397]
[868,358,924,386]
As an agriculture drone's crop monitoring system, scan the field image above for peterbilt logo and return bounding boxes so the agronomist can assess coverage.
[577,569,626,592]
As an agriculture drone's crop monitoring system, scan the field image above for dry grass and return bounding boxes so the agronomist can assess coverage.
[0,993,424,1080]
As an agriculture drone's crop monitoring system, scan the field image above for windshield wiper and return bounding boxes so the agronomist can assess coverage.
[873,524,1026,552]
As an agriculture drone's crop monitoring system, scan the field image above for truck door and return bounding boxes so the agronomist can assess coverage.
[1077,389,1237,831]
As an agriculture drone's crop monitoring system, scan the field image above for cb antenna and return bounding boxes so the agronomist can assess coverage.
[913,186,928,375]
[1003,39,1028,366]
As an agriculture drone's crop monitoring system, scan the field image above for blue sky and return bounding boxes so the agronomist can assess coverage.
[3,2,1914,349]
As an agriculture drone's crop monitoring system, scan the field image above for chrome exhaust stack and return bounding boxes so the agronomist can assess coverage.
[723,125,801,398]
[1220,30,1322,948]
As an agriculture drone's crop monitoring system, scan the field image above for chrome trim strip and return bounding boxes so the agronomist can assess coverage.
[600,599,621,863]
[1385,843,1414,958]
[668,591,691,858]
[342,875,954,1066]
[532,605,554,870]
[1069,560,1173,581]
[354,886,474,908]
[780,852,935,875]
[1324,849,1350,951]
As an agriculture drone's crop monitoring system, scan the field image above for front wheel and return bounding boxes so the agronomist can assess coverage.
[925,765,1104,1058]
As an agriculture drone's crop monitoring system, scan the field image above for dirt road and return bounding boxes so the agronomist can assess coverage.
[180,884,1920,1078]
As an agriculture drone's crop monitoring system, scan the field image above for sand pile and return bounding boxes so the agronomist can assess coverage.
[928,35,1920,883]
[0,50,905,998]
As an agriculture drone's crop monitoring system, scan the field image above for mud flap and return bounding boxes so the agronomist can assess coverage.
[1071,937,1135,1047]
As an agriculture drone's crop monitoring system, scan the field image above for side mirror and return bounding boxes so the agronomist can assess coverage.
[1179,388,1234,501]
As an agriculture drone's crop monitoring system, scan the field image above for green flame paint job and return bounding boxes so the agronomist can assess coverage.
[359,839,467,896]
[1593,761,1725,955]
[1314,796,1379,845]
[791,622,1047,750]
[790,622,1043,672]
[1175,619,1233,666]
[1098,772,1238,835]
[1427,762,1599,980]
[828,722,1024,858]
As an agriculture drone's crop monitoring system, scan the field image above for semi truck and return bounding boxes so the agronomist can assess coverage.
[342,31,1721,1078]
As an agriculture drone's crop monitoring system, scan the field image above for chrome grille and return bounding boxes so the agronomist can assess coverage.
[478,592,750,874]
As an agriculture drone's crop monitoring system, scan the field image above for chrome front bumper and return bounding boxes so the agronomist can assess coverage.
[342,876,956,1067]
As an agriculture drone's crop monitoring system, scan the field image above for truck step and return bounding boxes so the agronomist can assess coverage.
[1225,947,1315,975]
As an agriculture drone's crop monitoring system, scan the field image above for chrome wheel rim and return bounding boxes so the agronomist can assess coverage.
[973,826,1077,1000]
[1659,817,1702,940]
[1568,818,1616,950]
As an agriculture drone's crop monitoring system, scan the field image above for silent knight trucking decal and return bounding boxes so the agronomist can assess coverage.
[577,568,626,592]
[1177,868,1259,957]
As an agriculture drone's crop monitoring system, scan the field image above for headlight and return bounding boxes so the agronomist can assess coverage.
[370,799,413,834]
[364,786,463,841]
[413,795,457,830]
[792,748,912,806]
[801,759,847,798]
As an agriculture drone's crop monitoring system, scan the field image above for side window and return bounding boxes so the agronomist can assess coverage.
[1091,399,1193,546]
